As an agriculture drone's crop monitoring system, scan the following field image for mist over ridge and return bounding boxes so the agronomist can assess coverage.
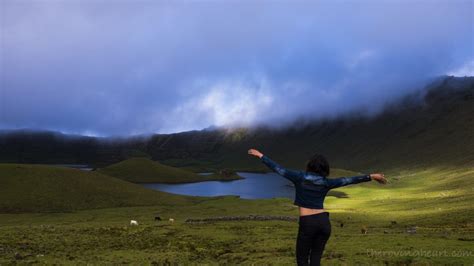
[2,1,473,136]
[1,75,473,172]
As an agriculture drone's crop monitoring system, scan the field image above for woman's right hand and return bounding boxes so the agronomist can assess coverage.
[370,173,387,184]
[248,148,264,158]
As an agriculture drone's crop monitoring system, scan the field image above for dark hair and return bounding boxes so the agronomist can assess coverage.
[306,154,330,177]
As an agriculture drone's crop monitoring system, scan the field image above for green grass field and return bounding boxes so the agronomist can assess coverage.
[1,78,472,264]
[0,164,472,264]
[98,158,243,183]
[0,164,209,213]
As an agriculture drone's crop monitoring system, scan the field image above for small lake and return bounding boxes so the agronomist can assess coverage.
[143,172,295,199]
[49,164,94,171]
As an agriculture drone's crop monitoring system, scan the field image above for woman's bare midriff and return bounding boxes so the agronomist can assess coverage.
[299,206,327,216]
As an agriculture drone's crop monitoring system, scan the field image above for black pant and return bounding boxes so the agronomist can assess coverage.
[296,212,331,266]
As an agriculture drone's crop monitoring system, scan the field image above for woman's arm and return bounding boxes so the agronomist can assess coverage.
[248,149,303,183]
[325,173,387,189]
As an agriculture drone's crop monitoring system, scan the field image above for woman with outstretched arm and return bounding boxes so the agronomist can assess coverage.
[248,148,387,266]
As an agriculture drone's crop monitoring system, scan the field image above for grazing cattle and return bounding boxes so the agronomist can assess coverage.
[361,226,368,234]
[406,226,417,234]
[340,222,344,228]
[130,220,138,226]
[169,218,175,223]
[155,216,162,221]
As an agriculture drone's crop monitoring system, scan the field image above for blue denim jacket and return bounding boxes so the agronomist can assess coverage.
[261,155,371,209]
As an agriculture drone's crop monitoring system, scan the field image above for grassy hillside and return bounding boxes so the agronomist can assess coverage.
[98,158,242,183]
[153,76,474,172]
[0,164,207,213]
[0,166,472,264]
[2,76,472,174]
[0,76,472,264]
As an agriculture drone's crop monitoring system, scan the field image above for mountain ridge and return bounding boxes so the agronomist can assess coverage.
[1,76,473,172]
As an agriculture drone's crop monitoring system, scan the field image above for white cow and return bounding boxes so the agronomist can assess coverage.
[169,218,174,223]
[130,220,138,226]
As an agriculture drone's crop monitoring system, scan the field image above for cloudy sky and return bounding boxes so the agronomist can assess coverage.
[1,0,473,136]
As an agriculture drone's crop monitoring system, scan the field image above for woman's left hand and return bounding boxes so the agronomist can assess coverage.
[370,173,387,184]
[248,148,263,158]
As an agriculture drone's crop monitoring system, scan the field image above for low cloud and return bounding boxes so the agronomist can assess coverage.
[448,60,474,77]
[1,0,472,136]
